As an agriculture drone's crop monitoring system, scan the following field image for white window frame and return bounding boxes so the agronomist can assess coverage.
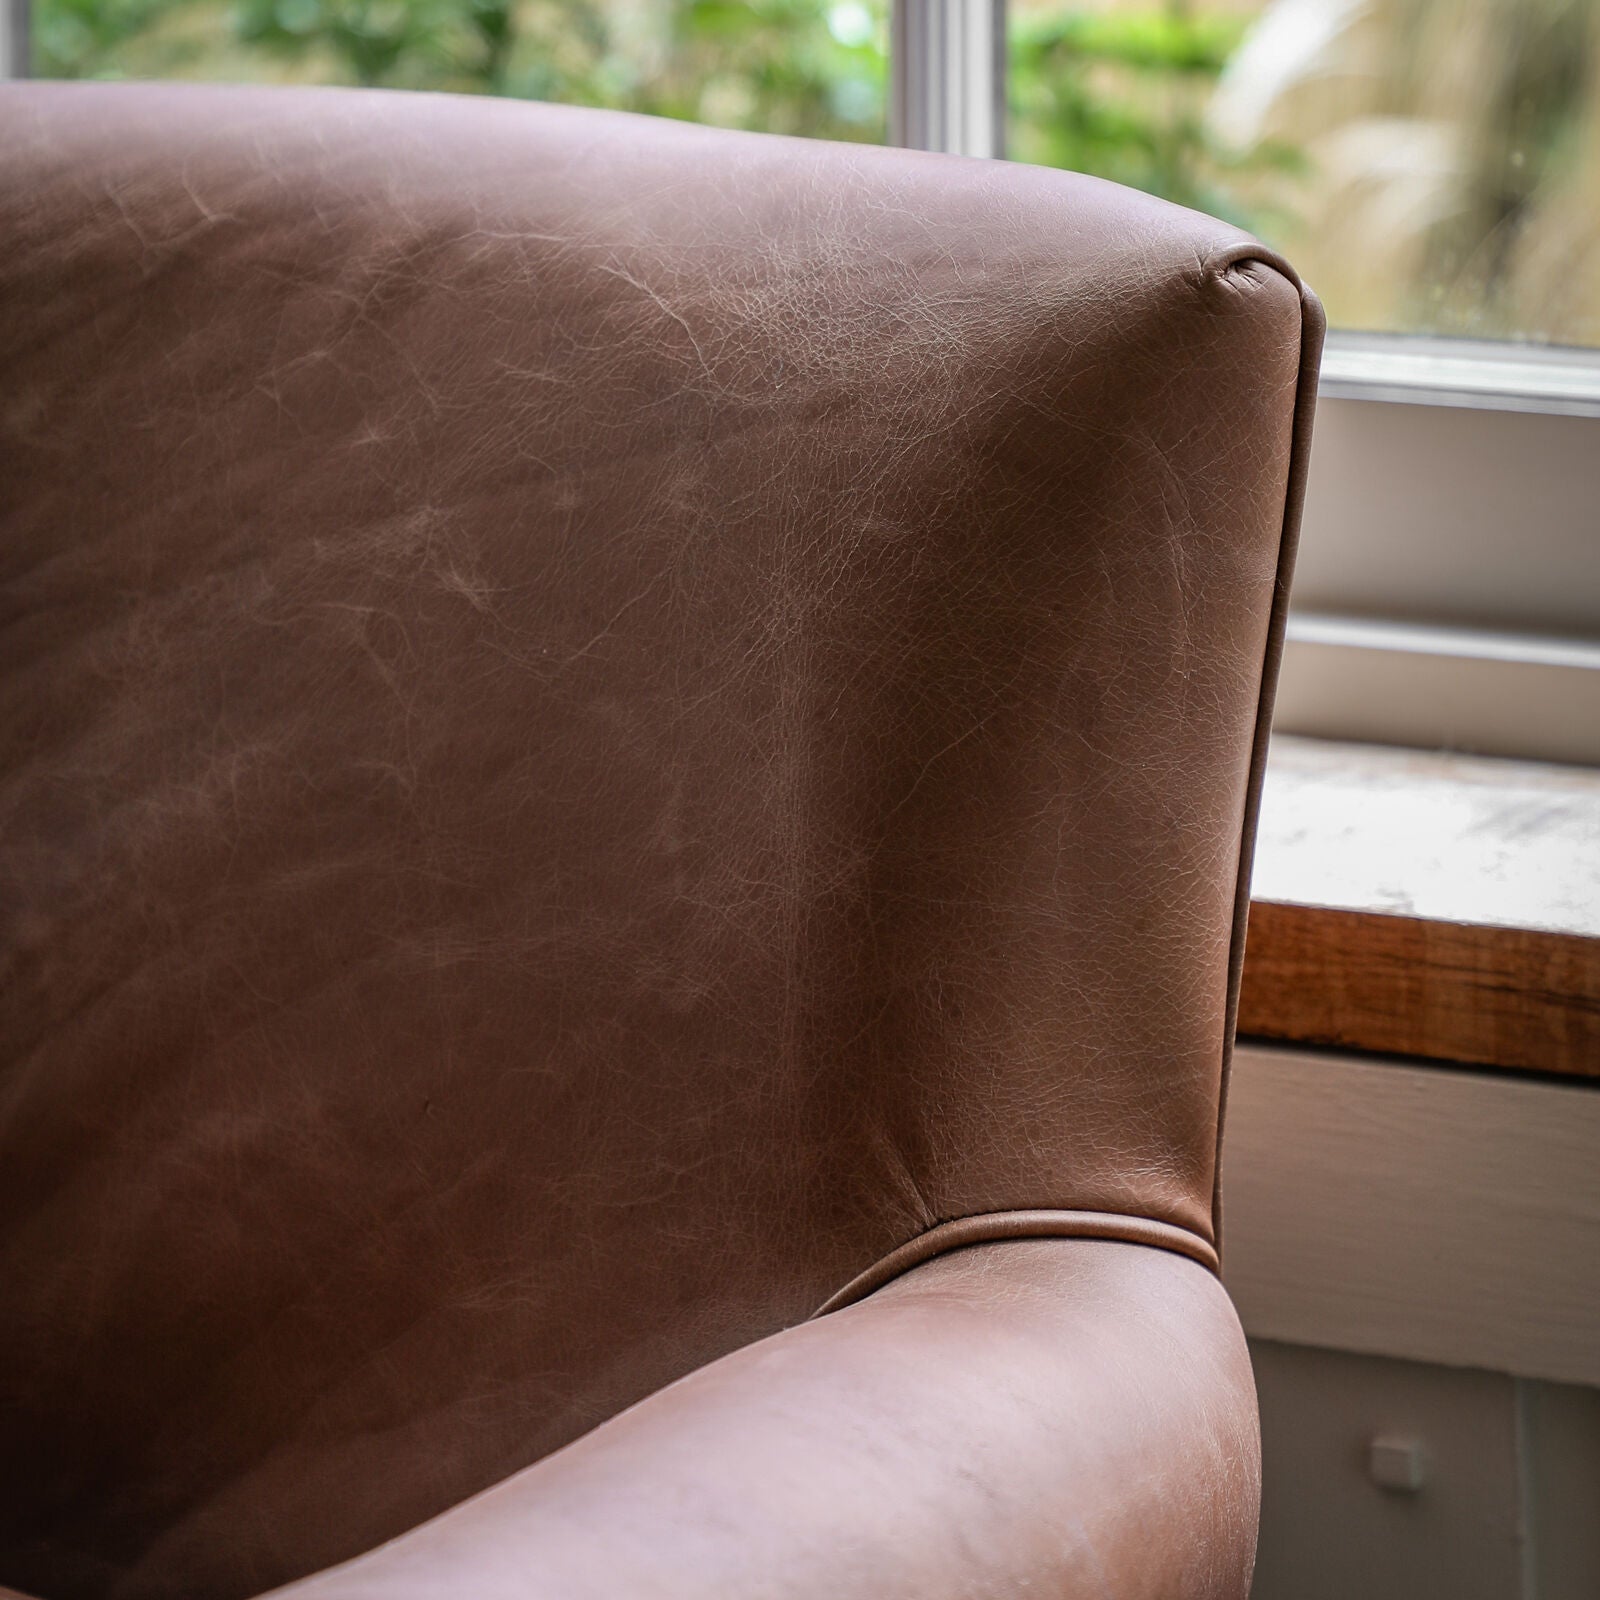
[1,0,23,79]
[7,0,1595,765]
[891,0,1005,158]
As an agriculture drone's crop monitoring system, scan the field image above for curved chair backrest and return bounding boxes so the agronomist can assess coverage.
[0,83,1320,1599]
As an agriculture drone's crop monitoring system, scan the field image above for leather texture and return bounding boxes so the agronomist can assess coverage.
[0,82,1321,1600]
[272,1239,1261,1600]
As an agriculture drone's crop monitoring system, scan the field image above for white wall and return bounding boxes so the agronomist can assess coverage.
[1224,1046,1600,1599]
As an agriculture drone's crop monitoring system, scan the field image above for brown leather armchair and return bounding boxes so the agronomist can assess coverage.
[0,83,1321,1600]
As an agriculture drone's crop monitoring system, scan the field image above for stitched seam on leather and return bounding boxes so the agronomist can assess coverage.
[811,1209,1222,1318]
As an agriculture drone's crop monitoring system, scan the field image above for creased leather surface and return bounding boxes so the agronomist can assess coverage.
[1,83,1316,1599]
[272,1239,1262,1600]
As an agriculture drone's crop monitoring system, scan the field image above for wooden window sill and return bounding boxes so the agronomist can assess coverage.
[1239,735,1600,1079]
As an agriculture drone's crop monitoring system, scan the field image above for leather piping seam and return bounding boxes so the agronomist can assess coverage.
[810,1210,1221,1318]
[1199,245,1328,1269]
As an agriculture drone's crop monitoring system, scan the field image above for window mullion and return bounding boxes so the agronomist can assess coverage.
[890,0,1005,159]
[2,0,27,77]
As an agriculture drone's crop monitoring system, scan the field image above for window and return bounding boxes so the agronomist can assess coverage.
[1011,0,1600,350]
[6,0,1595,764]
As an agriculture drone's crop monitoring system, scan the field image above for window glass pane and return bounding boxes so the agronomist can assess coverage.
[1009,0,1600,348]
[28,0,888,144]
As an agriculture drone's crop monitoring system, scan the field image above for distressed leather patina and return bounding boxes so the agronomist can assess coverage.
[0,83,1321,1600]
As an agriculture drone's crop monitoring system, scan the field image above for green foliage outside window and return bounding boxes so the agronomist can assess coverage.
[1008,4,1304,227]
[31,0,890,146]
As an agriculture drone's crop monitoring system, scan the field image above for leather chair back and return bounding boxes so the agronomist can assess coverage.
[1,83,1320,1599]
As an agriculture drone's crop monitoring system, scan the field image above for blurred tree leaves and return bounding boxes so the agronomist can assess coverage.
[33,0,888,143]
[234,0,442,86]
[1010,2,1303,221]
[33,0,191,77]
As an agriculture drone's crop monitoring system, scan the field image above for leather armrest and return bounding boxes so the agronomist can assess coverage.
[271,1240,1260,1600]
